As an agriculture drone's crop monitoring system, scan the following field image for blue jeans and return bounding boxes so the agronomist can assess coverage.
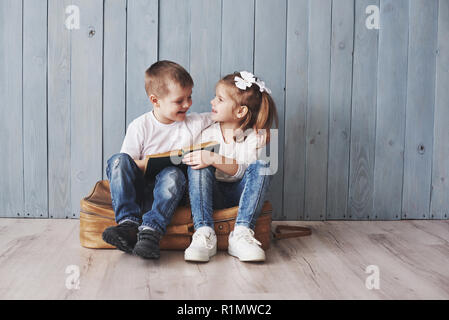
[187,160,272,230]
[106,153,187,234]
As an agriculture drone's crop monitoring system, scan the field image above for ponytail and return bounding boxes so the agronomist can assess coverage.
[254,92,278,143]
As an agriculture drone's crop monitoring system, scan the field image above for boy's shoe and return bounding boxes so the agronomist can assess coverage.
[102,220,139,254]
[228,226,266,262]
[184,226,217,262]
[133,228,161,259]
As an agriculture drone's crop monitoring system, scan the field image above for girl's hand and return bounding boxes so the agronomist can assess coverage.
[182,150,216,170]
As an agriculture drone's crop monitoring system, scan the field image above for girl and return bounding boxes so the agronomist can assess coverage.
[181,71,278,262]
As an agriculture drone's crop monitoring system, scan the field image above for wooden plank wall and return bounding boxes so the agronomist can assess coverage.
[373,0,408,220]
[0,0,447,221]
[0,0,23,218]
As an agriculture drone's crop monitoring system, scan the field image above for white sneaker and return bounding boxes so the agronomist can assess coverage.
[184,226,217,262]
[228,226,266,262]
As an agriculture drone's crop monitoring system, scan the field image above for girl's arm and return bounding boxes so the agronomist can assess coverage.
[210,153,239,176]
[182,130,265,176]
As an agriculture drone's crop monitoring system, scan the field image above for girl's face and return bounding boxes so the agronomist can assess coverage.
[210,84,239,123]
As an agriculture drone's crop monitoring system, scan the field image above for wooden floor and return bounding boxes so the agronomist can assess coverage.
[0,218,448,300]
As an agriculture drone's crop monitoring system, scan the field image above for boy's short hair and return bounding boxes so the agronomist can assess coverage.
[145,60,194,98]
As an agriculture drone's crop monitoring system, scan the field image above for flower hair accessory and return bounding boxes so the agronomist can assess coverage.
[234,71,272,94]
[255,79,272,94]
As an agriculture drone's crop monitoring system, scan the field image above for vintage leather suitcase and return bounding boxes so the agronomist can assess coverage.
[80,180,273,250]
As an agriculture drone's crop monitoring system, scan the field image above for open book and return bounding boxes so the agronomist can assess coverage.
[143,141,220,180]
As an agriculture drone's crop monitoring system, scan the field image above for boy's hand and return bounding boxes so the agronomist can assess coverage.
[182,150,215,170]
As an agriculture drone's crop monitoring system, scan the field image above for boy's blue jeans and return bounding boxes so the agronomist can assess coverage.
[106,153,187,235]
[187,160,272,231]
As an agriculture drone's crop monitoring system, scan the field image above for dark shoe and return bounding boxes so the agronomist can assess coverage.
[133,229,161,259]
[102,221,139,254]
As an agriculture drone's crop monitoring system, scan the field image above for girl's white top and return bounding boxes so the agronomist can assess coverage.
[199,122,267,182]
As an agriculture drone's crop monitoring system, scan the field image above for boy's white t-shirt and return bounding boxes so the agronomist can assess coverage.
[198,122,267,182]
[120,111,214,160]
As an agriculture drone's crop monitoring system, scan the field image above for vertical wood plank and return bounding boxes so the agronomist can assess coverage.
[326,0,354,220]
[48,0,72,219]
[70,0,103,218]
[430,0,449,220]
[254,0,287,220]
[0,0,23,218]
[159,0,191,70]
[348,0,379,220]
[284,0,308,220]
[190,0,221,113]
[372,0,408,220]
[221,0,254,76]
[304,0,332,221]
[103,0,127,179]
[1,0,445,221]
[126,0,158,126]
[402,0,438,220]
[23,0,48,218]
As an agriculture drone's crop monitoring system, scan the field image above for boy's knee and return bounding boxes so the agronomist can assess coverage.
[107,153,133,172]
[187,165,215,177]
[159,167,187,186]
[156,167,187,200]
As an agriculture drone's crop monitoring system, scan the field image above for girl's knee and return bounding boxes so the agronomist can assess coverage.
[254,159,270,167]
[248,160,271,175]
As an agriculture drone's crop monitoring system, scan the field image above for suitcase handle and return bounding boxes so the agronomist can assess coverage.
[167,224,312,240]
[166,223,194,236]
[272,225,312,240]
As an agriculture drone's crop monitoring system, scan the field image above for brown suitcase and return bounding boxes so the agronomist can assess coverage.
[80,180,274,250]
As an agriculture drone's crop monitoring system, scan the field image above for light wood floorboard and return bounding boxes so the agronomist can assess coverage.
[0,219,448,299]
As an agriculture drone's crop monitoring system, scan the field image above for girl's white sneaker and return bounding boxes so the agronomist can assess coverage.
[184,226,217,262]
[228,226,266,262]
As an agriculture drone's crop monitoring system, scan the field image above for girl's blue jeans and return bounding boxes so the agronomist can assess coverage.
[106,153,187,235]
[187,160,272,231]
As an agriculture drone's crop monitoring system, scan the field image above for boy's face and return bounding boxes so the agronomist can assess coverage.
[151,82,192,124]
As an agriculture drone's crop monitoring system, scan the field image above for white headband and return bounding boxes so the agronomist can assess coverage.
[234,71,272,94]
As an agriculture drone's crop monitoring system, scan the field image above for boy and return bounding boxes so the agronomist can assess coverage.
[102,61,213,259]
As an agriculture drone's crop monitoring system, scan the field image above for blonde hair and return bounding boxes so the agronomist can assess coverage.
[218,72,278,143]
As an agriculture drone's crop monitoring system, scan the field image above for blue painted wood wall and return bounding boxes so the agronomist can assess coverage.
[0,0,448,221]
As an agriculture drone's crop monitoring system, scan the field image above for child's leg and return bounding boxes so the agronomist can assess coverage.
[103,153,144,253]
[222,160,272,230]
[140,166,187,235]
[106,153,145,225]
[134,166,186,259]
[225,160,271,262]
[187,165,217,230]
[185,165,221,262]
